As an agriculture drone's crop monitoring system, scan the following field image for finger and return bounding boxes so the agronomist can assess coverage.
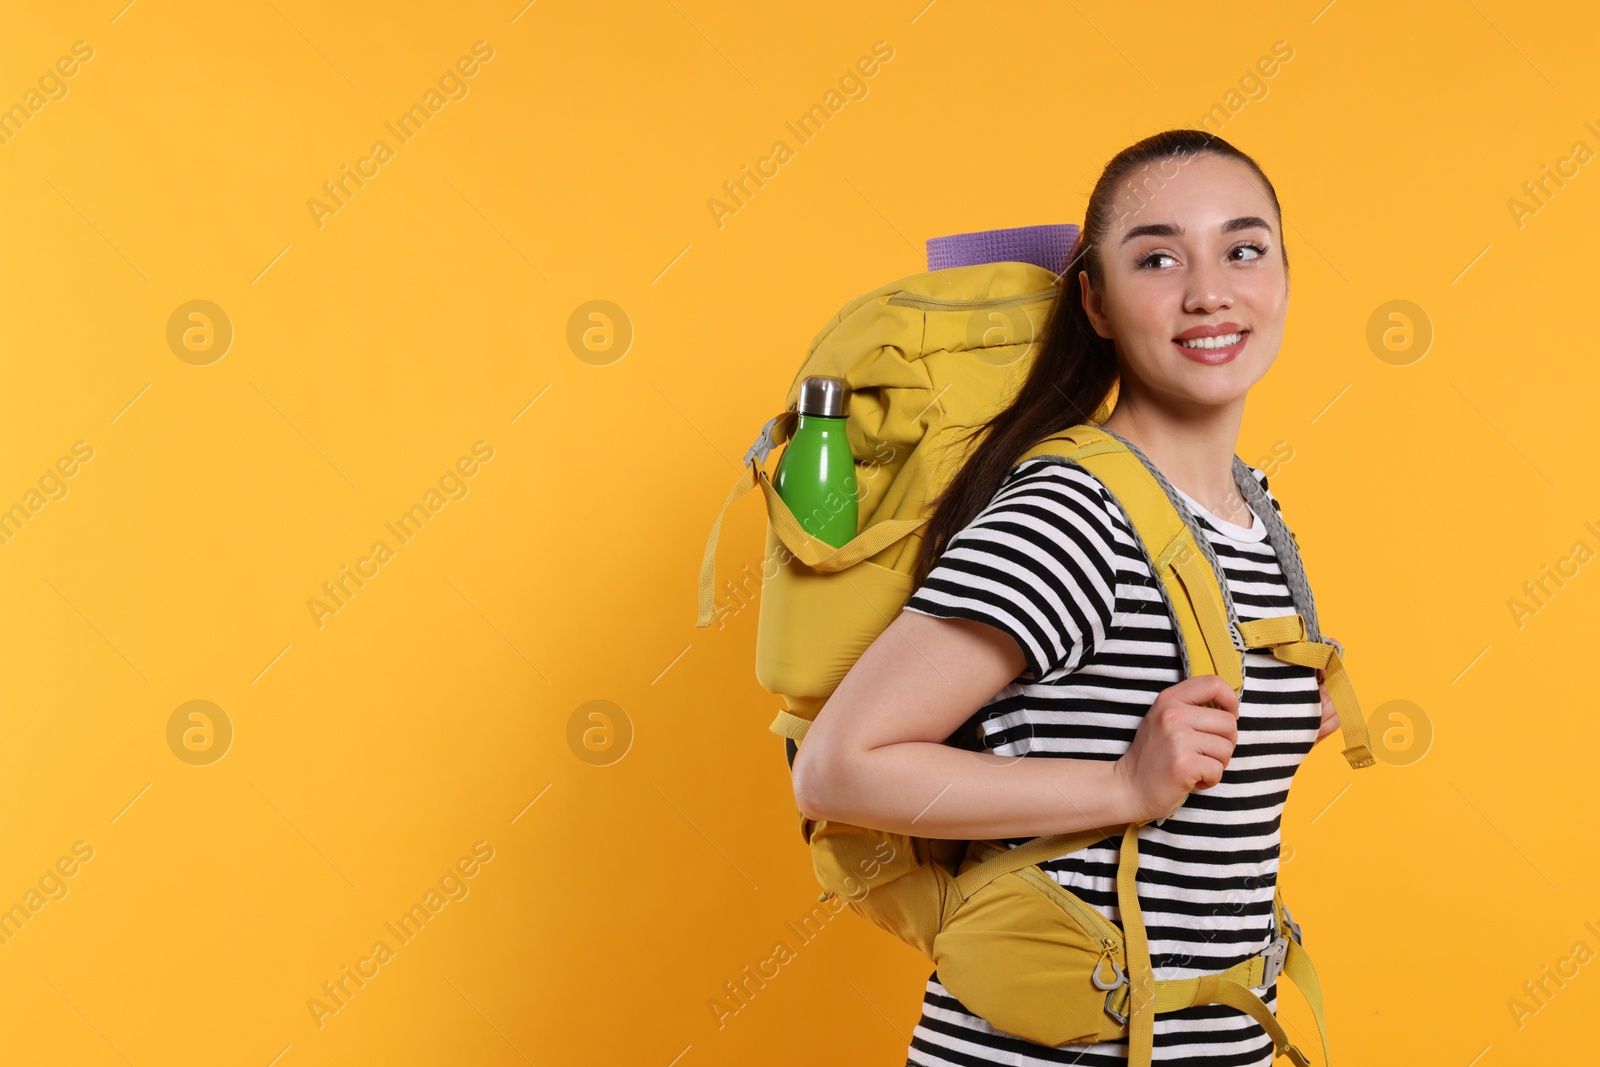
[1192,730,1236,766]
[1190,707,1241,743]
[1185,674,1241,714]
[1190,753,1227,790]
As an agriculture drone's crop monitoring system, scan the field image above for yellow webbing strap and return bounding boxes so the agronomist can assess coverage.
[1022,427,1245,693]
[1109,975,1307,1064]
[1118,823,1156,1066]
[1234,613,1306,647]
[952,826,1127,900]
[759,472,926,570]
[1105,914,1321,1065]
[1268,887,1335,1065]
[1140,957,1263,1010]
[1235,615,1376,770]
[1194,978,1312,1066]
[1281,938,1330,1066]
[770,709,812,743]
[697,460,765,627]
[1161,530,1244,691]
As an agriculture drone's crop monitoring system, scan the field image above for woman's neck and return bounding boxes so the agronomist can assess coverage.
[1098,399,1249,522]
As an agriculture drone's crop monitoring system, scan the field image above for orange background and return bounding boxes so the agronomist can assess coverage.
[1,1,1596,1064]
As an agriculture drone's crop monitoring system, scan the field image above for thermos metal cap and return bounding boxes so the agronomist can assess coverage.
[797,376,850,418]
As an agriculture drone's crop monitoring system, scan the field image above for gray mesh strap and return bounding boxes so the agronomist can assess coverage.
[1230,455,1321,640]
[1095,428,1245,653]
[1093,427,1321,648]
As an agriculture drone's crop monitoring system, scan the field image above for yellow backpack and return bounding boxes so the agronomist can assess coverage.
[695,260,1376,1065]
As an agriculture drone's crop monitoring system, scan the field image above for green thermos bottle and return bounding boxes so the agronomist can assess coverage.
[773,376,858,548]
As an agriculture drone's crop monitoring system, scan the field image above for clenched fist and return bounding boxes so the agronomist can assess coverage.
[1112,674,1241,824]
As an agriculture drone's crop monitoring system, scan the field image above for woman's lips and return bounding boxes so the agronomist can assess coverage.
[1173,330,1248,364]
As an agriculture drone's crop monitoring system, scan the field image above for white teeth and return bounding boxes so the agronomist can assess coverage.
[1177,332,1244,349]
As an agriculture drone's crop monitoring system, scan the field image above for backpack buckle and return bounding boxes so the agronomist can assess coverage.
[1281,902,1303,946]
[1259,935,1290,988]
[1102,988,1129,1027]
[1228,619,1248,653]
[744,411,795,468]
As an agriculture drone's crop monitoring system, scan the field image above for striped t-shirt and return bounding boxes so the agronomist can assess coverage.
[899,455,1321,1066]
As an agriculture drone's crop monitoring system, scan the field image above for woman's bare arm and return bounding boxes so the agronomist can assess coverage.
[790,608,1144,841]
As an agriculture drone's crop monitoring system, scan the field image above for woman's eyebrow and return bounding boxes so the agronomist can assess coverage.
[1119,216,1274,245]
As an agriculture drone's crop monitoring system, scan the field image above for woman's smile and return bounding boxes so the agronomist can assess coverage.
[1172,323,1250,365]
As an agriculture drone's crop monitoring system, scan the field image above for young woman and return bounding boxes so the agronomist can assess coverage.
[791,129,1348,1065]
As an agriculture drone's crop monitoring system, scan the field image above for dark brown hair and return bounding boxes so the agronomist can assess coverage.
[911,128,1289,588]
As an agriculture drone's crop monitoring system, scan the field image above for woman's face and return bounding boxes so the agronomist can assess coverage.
[1080,152,1288,414]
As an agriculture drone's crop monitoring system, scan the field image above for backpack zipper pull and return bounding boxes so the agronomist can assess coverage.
[1091,938,1126,990]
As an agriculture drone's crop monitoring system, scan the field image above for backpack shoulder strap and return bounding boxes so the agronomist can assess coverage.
[1015,424,1245,692]
[1015,424,1376,771]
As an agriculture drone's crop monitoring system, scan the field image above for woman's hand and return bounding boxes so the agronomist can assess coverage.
[1313,634,1339,746]
[1112,674,1240,823]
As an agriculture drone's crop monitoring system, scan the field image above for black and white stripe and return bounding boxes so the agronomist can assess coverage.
[900,457,1320,1066]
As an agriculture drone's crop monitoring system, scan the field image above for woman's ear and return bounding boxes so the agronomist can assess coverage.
[1078,270,1114,340]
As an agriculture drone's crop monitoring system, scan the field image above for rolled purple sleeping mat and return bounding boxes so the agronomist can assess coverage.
[925,223,1080,275]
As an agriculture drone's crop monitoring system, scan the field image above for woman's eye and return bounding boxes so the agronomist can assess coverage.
[1138,243,1268,269]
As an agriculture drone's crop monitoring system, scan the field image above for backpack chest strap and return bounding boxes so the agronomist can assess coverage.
[1236,614,1377,770]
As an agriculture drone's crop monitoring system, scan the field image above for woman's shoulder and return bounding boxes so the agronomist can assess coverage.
[912,457,1135,682]
[1000,454,1126,511]
[997,455,1142,544]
